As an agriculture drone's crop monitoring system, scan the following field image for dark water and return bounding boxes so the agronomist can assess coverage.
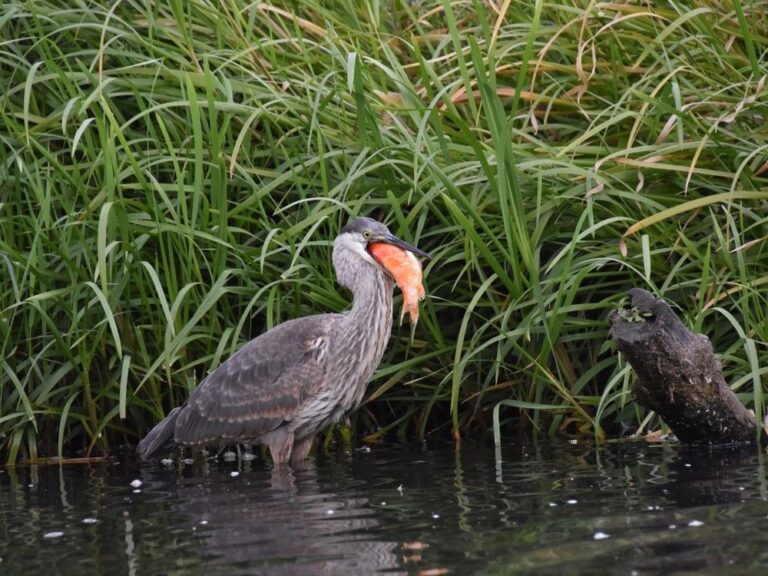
[2,441,768,575]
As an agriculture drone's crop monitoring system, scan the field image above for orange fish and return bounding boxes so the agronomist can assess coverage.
[368,242,426,325]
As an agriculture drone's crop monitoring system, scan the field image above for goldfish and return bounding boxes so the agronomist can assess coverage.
[368,241,426,325]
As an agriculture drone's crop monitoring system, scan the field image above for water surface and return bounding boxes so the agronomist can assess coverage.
[2,441,768,575]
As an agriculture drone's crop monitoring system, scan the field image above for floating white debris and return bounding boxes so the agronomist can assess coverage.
[200,520,208,525]
[548,502,558,507]
[357,446,371,453]
[43,531,64,539]
[566,499,578,505]
[161,458,173,467]
[130,479,142,488]
[230,471,239,477]
[688,520,704,527]
[82,518,98,525]
[380,502,387,506]
[397,484,404,494]
[182,458,194,465]
[684,463,692,467]
[326,510,335,515]
[669,524,677,529]
[569,439,578,445]
[431,513,440,519]
[593,531,610,540]
[223,451,236,462]
[133,489,141,494]
[242,452,256,461]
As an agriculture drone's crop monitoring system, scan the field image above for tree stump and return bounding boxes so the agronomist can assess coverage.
[609,288,765,445]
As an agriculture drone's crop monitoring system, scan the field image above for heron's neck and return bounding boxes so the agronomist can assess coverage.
[322,257,395,414]
[346,266,394,333]
[335,264,394,390]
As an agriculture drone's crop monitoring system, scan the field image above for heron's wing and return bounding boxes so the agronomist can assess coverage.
[173,314,339,445]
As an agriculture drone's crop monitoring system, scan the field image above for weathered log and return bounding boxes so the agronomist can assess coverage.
[609,288,766,445]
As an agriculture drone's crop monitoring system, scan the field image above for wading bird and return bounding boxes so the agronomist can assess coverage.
[137,217,429,465]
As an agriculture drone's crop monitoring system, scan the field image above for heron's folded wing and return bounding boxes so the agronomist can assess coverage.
[173,315,337,445]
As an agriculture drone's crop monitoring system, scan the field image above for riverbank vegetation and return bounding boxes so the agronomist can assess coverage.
[2,0,766,462]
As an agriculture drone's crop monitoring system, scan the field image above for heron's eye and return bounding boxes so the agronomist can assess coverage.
[362,230,372,240]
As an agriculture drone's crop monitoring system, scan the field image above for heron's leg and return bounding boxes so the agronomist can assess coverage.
[264,428,294,466]
[290,436,315,463]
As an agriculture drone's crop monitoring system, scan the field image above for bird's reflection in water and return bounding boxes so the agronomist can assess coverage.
[139,460,403,576]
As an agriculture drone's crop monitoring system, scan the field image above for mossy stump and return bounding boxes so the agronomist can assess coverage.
[610,288,766,445]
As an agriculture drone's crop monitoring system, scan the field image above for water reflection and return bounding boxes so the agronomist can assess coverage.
[135,462,402,575]
[1,441,768,575]
[486,441,768,575]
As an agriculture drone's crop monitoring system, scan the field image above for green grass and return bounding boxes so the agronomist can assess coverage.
[1,0,766,462]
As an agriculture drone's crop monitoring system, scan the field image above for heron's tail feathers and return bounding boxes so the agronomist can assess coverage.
[137,407,181,461]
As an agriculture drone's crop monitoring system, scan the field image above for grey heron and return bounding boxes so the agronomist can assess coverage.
[137,217,429,465]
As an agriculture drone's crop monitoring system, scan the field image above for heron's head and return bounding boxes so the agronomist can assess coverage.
[333,217,429,290]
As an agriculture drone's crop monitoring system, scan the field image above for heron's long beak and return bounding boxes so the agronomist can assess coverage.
[373,232,431,259]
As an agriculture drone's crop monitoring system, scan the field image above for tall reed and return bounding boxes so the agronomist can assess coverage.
[1,0,766,462]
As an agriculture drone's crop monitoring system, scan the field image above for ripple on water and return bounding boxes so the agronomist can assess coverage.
[1,442,768,574]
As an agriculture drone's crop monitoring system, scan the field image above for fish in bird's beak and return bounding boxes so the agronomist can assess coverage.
[367,232,429,325]
[371,232,431,260]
